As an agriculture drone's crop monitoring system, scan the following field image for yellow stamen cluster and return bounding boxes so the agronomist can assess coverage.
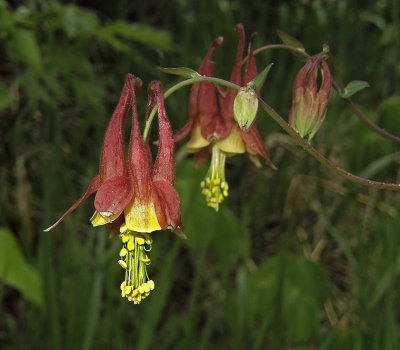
[200,143,229,211]
[118,223,155,304]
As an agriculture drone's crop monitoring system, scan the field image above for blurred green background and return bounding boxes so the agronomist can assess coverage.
[1,0,400,349]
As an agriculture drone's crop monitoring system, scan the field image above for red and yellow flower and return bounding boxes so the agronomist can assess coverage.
[45,75,184,303]
[174,24,274,210]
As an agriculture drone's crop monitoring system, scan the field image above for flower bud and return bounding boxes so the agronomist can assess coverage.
[233,87,259,131]
[289,57,332,140]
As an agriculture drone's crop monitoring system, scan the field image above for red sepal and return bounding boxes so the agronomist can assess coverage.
[152,181,186,238]
[94,176,133,214]
[43,175,101,231]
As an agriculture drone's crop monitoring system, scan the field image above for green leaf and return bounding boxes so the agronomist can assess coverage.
[248,63,273,92]
[0,82,13,108]
[340,80,370,98]
[277,30,305,50]
[0,227,43,306]
[7,28,42,72]
[159,67,200,79]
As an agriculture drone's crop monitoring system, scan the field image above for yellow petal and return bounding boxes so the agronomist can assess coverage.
[124,199,161,233]
[185,124,210,153]
[217,124,246,155]
[90,210,122,227]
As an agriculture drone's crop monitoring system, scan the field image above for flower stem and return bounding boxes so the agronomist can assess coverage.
[250,43,400,144]
[154,73,399,191]
[142,77,239,142]
[257,98,400,191]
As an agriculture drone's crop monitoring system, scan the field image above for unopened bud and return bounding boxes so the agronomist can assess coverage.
[233,87,259,131]
[289,57,332,140]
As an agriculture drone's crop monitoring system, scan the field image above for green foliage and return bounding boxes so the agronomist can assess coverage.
[0,228,43,306]
[1,0,400,349]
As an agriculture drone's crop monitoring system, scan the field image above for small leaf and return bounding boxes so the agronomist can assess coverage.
[0,227,43,306]
[340,80,370,98]
[277,30,305,50]
[248,63,273,92]
[159,67,200,79]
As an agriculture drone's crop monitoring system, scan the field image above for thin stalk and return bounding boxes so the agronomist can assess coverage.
[250,44,310,61]
[154,74,400,190]
[250,42,400,144]
[142,77,238,141]
[332,80,400,144]
[258,98,400,190]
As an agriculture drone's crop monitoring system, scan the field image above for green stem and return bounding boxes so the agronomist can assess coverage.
[332,80,400,144]
[156,74,399,190]
[142,76,239,141]
[257,98,400,190]
[251,44,310,60]
[251,43,400,144]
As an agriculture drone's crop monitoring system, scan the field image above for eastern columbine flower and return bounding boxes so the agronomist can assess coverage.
[174,24,274,211]
[289,56,332,140]
[45,75,184,304]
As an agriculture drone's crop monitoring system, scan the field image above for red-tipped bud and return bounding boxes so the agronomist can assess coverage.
[289,57,332,140]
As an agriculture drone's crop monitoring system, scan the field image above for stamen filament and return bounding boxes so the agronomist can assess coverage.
[201,143,229,211]
[118,224,155,304]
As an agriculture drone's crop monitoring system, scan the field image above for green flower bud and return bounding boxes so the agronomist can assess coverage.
[289,57,332,140]
[233,87,259,131]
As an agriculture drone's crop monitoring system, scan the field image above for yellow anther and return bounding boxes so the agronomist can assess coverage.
[127,239,135,251]
[118,230,154,304]
[120,281,126,290]
[213,178,220,185]
[141,256,150,263]
[118,260,127,269]
[120,223,127,233]
[200,181,205,188]
[119,248,128,257]
[124,285,132,295]
[148,280,155,290]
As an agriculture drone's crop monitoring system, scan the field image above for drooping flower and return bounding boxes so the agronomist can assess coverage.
[45,75,184,304]
[174,24,274,211]
[289,56,332,140]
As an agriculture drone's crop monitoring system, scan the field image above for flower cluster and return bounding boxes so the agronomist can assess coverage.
[45,75,185,304]
[174,24,274,211]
